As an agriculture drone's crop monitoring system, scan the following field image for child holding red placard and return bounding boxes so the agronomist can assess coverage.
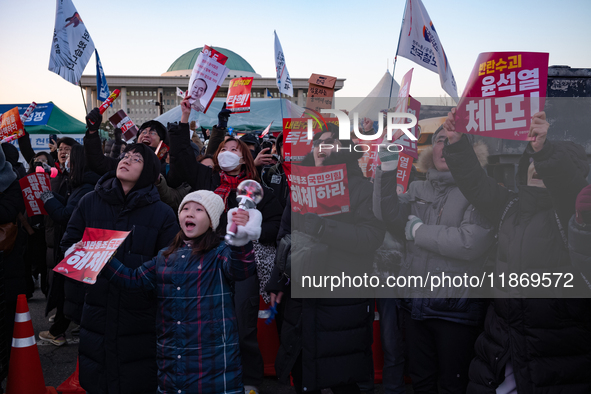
[87,190,262,394]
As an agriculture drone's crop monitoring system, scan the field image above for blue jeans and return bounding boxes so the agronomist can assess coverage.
[377,298,406,394]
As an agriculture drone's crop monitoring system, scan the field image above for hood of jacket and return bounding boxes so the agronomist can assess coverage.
[95,170,160,211]
[417,140,489,172]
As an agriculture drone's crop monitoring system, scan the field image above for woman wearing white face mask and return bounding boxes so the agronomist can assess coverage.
[167,96,283,393]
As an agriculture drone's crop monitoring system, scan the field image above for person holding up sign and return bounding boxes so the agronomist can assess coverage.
[60,143,179,394]
[442,110,591,393]
[373,125,495,394]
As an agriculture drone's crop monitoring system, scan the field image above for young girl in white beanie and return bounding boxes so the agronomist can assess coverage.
[91,190,262,394]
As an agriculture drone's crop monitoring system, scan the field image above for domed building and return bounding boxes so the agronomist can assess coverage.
[79,46,344,126]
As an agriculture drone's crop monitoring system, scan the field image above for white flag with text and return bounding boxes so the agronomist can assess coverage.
[48,0,95,85]
[274,31,294,97]
[397,0,458,101]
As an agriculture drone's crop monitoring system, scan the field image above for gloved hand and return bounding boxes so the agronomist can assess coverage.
[378,145,400,172]
[303,212,325,237]
[114,128,123,142]
[217,103,231,129]
[405,215,423,241]
[39,191,54,204]
[226,208,262,246]
[86,108,102,133]
[575,185,591,226]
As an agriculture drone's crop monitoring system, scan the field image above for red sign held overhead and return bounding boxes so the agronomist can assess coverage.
[19,173,51,217]
[54,228,130,284]
[109,109,138,141]
[290,164,350,217]
[226,77,254,113]
[455,52,549,141]
[0,107,25,141]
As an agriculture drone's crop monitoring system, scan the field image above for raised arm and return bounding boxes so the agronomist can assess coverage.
[84,108,117,176]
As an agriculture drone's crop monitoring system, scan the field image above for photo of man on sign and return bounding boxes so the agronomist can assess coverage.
[189,77,208,112]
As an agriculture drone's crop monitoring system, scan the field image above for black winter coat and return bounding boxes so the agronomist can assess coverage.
[44,170,101,321]
[269,150,385,391]
[60,172,179,394]
[444,136,591,394]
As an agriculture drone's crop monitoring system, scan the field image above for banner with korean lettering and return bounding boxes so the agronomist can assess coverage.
[226,77,253,113]
[48,0,95,85]
[96,50,110,102]
[396,151,414,194]
[19,173,51,217]
[187,46,230,114]
[274,31,294,96]
[54,228,130,284]
[290,164,350,217]
[0,108,25,141]
[109,110,138,141]
[0,103,55,126]
[455,52,549,140]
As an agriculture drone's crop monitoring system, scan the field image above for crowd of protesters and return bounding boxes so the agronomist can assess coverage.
[1,96,591,394]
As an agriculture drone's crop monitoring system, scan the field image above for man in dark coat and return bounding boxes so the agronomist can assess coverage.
[267,126,385,393]
[443,110,591,394]
[60,143,179,394]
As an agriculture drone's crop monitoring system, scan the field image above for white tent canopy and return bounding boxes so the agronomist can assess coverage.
[349,71,400,121]
[154,98,305,131]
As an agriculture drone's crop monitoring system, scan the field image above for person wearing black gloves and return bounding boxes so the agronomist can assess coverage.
[443,109,591,394]
[261,132,289,209]
[83,108,168,176]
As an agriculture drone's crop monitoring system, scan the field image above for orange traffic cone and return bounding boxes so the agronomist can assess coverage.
[5,294,57,394]
[56,358,85,393]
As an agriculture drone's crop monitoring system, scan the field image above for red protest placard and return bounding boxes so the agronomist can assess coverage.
[109,110,138,141]
[53,228,130,284]
[396,151,414,194]
[226,77,253,113]
[155,141,169,160]
[290,164,350,217]
[455,52,549,140]
[0,107,25,141]
[19,173,50,216]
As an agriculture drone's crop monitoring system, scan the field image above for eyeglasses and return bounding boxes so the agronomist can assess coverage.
[140,129,158,136]
[313,138,337,147]
[119,153,144,164]
[57,147,72,153]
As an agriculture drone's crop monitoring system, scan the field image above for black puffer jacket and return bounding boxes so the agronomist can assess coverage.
[60,172,179,394]
[444,136,591,394]
[269,150,385,391]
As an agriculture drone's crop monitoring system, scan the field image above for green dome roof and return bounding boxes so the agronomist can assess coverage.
[166,47,256,74]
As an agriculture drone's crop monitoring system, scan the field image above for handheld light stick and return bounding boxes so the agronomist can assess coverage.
[225,180,264,243]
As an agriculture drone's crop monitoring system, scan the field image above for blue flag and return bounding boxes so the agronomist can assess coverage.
[96,50,110,102]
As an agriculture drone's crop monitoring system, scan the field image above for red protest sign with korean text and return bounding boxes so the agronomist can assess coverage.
[290,164,350,217]
[455,52,549,140]
[109,110,138,141]
[396,151,414,194]
[0,107,25,141]
[226,77,253,113]
[54,228,130,284]
[19,173,51,216]
[188,45,230,114]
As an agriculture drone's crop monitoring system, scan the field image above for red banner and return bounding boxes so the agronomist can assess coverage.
[456,52,549,140]
[290,164,350,217]
[396,151,413,194]
[226,77,253,113]
[19,173,50,216]
[0,107,25,141]
[155,141,169,160]
[53,228,130,284]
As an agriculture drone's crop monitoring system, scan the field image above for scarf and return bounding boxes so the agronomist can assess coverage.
[214,171,246,211]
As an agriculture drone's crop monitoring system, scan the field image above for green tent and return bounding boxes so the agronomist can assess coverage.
[25,102,86,135]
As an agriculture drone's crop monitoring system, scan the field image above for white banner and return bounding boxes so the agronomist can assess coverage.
[48,0,95,85]
[397,0,458,101]
[274,31,294,97]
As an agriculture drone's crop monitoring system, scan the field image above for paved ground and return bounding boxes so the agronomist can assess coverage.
[6,289,416,393]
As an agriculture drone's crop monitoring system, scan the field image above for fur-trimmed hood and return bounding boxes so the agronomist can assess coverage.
[417,140,489,172]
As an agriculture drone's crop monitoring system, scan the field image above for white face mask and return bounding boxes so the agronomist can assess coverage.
[217,151,242,172]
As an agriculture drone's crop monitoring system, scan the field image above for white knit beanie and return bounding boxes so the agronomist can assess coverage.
[178,190,225,231]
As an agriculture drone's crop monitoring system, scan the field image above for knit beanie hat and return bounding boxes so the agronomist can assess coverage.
[139,120,168,146]
[122,143,161,192]
[0,145,17,192]
[178,190,225,231]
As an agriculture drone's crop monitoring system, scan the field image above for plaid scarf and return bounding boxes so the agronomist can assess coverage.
[214,171,246,211]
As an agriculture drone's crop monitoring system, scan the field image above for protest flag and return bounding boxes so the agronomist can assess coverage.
[95,50,110,102]
[396,0,458,101]
[48,0,96,85]
[274,31,294,97]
